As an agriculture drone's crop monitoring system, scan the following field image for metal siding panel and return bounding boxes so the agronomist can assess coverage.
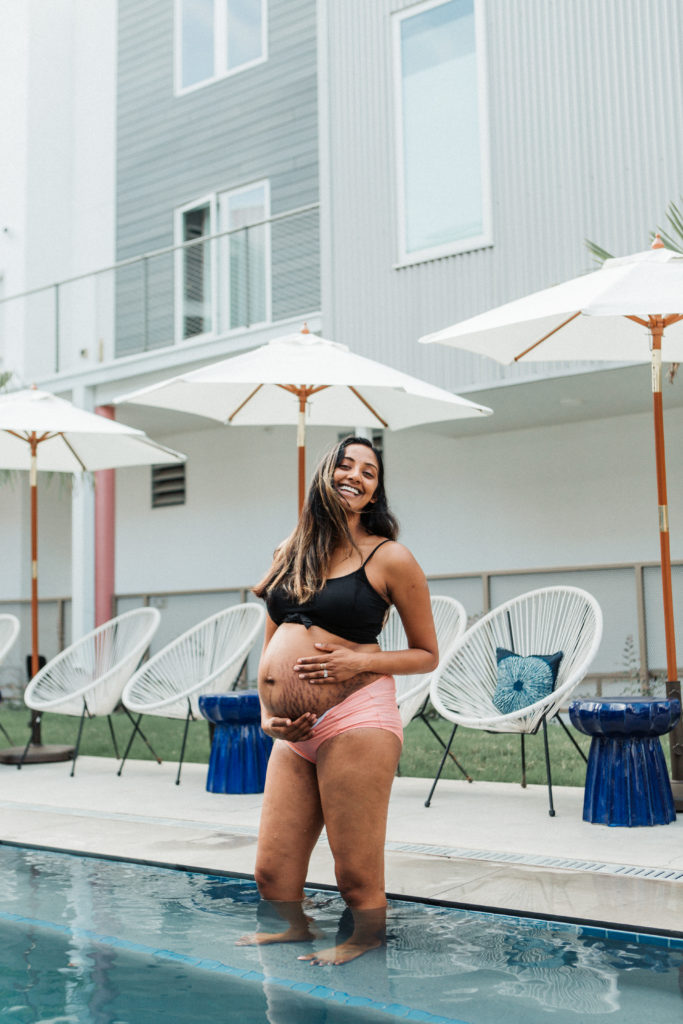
[117,0,318,258]
[116,0,319,355]
[322,0,683,393]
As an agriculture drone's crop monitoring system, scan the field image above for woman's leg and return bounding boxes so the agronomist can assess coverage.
[300,728,401,964]
[239,742,325,945]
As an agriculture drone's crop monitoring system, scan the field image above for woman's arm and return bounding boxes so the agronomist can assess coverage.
[258,611,318,740]
[294,544,439,684]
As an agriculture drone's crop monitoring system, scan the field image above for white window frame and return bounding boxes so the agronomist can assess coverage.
[174,0,268,96]
[217,178,272,332]
[174,194,218,344]
[392,0,492,267]
[174,182,272,343]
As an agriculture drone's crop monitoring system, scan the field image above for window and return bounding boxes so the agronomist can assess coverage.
[393,0,490,264]
[175,182,270,341]
[176,0,267,93]
[177,199,215,340]
[218,182,270,330]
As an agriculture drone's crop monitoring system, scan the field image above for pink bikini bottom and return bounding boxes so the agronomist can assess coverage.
[286,675,403,764]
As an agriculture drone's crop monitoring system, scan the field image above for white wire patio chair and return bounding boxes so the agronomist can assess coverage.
[379,595,471,779]
[22,608,161,775]
[427,586,603,815]
[0,614,20,744]
[120,602,265,784]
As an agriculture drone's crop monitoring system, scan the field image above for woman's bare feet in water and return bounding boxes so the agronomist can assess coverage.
[298,905,386,965]
[237,899,323,946]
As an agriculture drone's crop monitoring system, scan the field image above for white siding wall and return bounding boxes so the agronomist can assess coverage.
[319,0,683,391]
[0,0,29,375]
[1,0,117,380]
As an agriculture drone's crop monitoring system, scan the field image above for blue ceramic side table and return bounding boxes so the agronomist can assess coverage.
[568,696,681,826]
[198,691,273,794]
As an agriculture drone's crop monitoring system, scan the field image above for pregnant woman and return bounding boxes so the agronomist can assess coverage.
[247,435,438,965]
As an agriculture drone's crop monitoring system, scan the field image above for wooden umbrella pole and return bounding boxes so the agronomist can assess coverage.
[30,434,39,679]
[650,321,683,796]
[650,323,678,681]
[30,433,42,745]
[297,392,306,514]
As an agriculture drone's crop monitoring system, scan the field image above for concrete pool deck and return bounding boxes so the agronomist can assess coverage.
[0,755,681,936]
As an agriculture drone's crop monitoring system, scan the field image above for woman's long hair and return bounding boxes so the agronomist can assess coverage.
[253,436,399,603]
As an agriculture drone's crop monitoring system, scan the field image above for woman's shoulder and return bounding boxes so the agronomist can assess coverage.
[366,538,418,569]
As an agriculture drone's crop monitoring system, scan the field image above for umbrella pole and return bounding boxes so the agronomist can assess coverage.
[29,435,42,745]
[297,395,306,515]
[650,324,683,803]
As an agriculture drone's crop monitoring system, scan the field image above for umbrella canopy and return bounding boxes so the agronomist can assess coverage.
[116,327,492,510]
[0,388,186,471]
[420,245,683,363]
[419,239,683,801]
[0,387,186,710]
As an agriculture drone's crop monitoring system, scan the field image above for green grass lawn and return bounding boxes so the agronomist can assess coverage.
[0,702,671,788]
[0,704,213,768]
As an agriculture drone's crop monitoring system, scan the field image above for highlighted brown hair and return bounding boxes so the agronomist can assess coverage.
[253,436,399,603]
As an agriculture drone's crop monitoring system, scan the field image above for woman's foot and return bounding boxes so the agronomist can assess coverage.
[298,935,383,965]
[237,921,319,946]
[298,905,386,964]
[237,899,323,946]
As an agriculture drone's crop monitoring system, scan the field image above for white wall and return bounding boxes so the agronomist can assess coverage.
[2,403,680,674]
[1,0,117,382]
[115,424,344,594]
[0,474,72,602]
[0,0,29,375]
[113,409,683,591]
[389,411,680,576]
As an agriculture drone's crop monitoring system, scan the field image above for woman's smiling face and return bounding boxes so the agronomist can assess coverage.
[333,443,380,512]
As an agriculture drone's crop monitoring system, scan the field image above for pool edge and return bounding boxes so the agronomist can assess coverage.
[2,837,681,948]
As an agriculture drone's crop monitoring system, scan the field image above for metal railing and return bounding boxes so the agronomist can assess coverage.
[0,203,320,380]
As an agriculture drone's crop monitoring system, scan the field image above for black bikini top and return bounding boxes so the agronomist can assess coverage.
[265,540,391,644]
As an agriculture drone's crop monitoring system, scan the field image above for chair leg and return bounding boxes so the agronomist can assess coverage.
[542,718,556,817]
[175,701,193,786]
[0,720,13,745]
[107,715,120,760]
[70,701,90,777]
[417,711,473,783]
[555,713,588,763]
[17,714,40,769]
[520,734,527,788]
[118,708,162,776]
[424,723,458,807]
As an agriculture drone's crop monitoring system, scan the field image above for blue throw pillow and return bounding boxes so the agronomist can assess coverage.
[492,647,563,714]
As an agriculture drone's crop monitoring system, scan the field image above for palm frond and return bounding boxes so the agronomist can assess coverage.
[584,239,614,265]
[653,198,683,254]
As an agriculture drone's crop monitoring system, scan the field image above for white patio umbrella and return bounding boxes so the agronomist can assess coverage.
[419,238,683,799]
[116,326,492,512]
[0,387,186,755]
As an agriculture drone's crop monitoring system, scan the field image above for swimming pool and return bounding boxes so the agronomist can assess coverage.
[1,844,681,1023]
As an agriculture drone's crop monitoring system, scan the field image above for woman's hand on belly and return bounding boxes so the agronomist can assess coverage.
[261,710,317,742]
[293,641,371,685]
[260,624,381,720]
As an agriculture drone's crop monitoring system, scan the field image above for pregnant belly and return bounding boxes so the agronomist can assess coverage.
[259,623,380,721]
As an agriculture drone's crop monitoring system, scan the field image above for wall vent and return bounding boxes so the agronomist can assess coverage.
[151,463,186,508]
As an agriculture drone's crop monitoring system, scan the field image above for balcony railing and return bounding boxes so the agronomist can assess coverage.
[0,203,320,381]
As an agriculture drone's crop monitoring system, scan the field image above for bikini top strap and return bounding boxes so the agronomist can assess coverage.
[361,539,392,567]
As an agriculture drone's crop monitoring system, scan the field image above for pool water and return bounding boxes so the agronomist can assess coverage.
[1,845,681,1024]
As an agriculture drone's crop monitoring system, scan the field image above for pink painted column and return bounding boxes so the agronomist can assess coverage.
[95,405,116,626]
